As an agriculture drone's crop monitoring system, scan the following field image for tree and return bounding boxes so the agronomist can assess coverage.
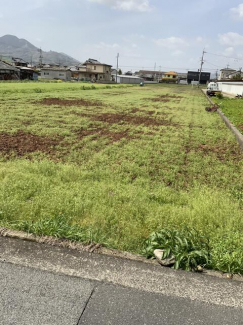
[232,74,242,80]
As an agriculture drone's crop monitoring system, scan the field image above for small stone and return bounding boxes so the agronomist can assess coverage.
[154,249,175,267]
[196,265,203,273]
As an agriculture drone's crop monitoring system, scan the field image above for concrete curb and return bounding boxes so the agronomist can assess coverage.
[0,226,242,282]
[0,227,154,264]
[202,89,243,151]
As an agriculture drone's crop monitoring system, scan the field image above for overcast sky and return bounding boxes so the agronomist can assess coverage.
[1,0,243,73]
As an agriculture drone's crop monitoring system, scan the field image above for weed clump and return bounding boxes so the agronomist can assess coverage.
[144,228,243,274]
[143,228,210,271]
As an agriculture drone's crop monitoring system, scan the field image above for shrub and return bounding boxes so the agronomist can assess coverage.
[143,228,210,271]
[216,92,224,99]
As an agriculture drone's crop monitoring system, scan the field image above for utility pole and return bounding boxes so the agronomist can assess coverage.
[38,48,43,68]
[215,69,218,80]
[154,62,156,81]
[239,67,242,80]
[198,49,206,87]
[116,53,119,84]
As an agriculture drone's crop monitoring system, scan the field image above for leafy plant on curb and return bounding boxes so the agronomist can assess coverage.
[143,228,210,271]
[216,92,224,99]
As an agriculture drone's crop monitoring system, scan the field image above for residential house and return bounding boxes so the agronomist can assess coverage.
[228,70,243,80]
[12,57,28,67]
[162,71,178,83]
[111,69,117,81]
[71,59,112,82]
[0,60,19,80]
[177,72,187,81]
[135,70,164,82]
[83,59,112,82]
[40,67,71,81]
[218,68,236,80]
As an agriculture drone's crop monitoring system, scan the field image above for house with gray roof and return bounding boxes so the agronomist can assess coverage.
[40,67,71,81]
[0,60,20,80]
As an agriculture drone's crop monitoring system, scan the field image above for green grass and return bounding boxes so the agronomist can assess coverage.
[213,96,243,133]
[0,81,243,274]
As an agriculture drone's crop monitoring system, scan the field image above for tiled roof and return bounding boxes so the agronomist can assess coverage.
[0,60,19,71]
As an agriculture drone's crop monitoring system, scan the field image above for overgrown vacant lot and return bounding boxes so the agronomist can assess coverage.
[0,82,243,273]
[214,96,243,133]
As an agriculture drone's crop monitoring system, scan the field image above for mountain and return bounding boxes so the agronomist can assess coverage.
[0,35,80,66]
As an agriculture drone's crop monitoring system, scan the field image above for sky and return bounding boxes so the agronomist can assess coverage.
[1,0,243,74]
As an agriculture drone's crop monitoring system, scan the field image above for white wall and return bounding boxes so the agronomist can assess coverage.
[218,82,243,96]
[117,75,143,84]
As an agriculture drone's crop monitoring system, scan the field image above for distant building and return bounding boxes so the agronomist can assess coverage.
[40,67,71,81]
[12,57,28,67]
[162,71,178,83]
[177,72,187,81]
[83,59,112,82]
[117,75,143,84]
[228,70,243,80]
[187,71,210,84]
[218,68,236,81]
[111,69,118,81]
[18,67,38,80]
[0,60,19,80]
[71,59,112,82]
[135,70,164,82]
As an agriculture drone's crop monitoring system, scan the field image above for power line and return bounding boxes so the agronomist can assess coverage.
[206,51,243,61]
[118,64,218,71]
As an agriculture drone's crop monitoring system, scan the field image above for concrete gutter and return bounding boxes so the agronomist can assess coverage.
[202,89,243,151]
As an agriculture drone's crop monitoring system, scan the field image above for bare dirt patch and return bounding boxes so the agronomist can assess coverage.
[196,143,243,162]
[77,127,138,143]
[0,130,61,157]
[104,92,131,96]
[92,113,178,127]
[131,108,156,116]
[149,95,183,103]
[36,98,103,107]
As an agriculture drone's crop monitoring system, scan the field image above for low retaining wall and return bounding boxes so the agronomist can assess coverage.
[218,82,243,96]
[202,90,243,151]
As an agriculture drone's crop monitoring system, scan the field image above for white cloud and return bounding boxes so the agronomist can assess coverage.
[154,37,188,49]
[95,42,119,49]
[196,36,203,43]
[172,50,184,57]
[88,0,151,12]
[219,32,243,47]
[223,47,235,56]
[230,3,243,20]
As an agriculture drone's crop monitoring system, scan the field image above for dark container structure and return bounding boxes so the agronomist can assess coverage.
[187,71,211,84]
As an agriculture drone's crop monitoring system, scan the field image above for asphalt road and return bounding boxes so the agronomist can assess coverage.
[0,237,243,324]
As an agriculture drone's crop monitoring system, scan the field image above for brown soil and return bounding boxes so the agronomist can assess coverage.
[77,127,137,143]
[104,92,131,96]
[150,95,183,103]
[0,130,61,157]
[237,124,243,132]
[36,98,103,107]
[92,113,178,127]
[196,143,243,162]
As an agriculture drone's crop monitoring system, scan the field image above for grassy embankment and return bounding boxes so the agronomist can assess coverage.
[214,96,243,133]
[0,82,242,273]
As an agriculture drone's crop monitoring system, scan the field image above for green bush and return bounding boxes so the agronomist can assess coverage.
[216,92,223,99]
